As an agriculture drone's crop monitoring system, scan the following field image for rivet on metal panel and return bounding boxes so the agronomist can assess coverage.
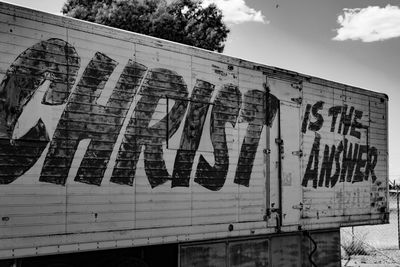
[292,203,303,210]
[275,138,284,158]
[292,150,303,157]
[291,81,303,91]
[291,97,302,105]
[275,138,283,145]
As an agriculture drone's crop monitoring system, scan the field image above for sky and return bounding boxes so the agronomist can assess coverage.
[2,0,400,182]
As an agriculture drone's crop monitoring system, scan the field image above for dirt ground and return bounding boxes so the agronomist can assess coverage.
[342,249,400,266]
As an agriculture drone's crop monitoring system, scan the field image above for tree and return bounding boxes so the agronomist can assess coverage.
[62,0,229,52]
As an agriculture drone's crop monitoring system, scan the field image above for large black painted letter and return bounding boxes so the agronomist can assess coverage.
[111,68,189,187]
[172,80,215,187]
[195,84,241,191]
[234,90,279,187]
[40,53,147,185]
[0,39,80,184]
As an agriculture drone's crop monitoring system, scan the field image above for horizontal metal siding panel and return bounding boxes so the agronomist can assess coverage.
[118,47,191,209]
[0,187,67,238]
[135,44,192,78]
[0,10,140,241]
[301,81,388,222]
[0,56,69,229]
[237,66,266,223]
[67,29,137,56]
[0,224,66,239]
[0,13,67,41]
[65,186,135,233]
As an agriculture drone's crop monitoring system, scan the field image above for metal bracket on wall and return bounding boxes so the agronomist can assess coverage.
[291,81,303,91]
[275,138,284,158]
[292,202,310,210]
[264,208,281,220]
[275,138,283,145]
[291,97,302,105]
[292,150,303,157]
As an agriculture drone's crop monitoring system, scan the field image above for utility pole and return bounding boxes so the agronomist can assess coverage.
[396,180,400,249]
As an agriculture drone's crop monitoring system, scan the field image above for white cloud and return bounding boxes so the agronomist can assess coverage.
[202,0,267,24]
[333,5,400,42]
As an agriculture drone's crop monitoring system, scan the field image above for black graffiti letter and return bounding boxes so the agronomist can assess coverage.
[350,109,364,139]
[172,80,215,187]
[353,144,367,183]
[329,106,342,133]
[365,147,378,183]
[301,104,312,133]
[301,133,321,188]
[308,101,324,132]
[329,140,343,187]
[338,105,354,135]
[0,39,80,184]
[318,144,336,188]
[194,84,241,191]
[111,69,188,187]
[340,139,359,183]
[234,91,279,187]
[40,53,143,185]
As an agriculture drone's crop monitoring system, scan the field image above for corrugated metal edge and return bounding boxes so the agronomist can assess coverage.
[0,218,385,259]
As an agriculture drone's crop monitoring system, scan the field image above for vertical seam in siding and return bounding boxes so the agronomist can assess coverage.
[190,53,193,227]
[65,24,69,235]
[237,65,240,223]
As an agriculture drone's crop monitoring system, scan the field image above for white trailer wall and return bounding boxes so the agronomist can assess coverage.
[0,2,388,259]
